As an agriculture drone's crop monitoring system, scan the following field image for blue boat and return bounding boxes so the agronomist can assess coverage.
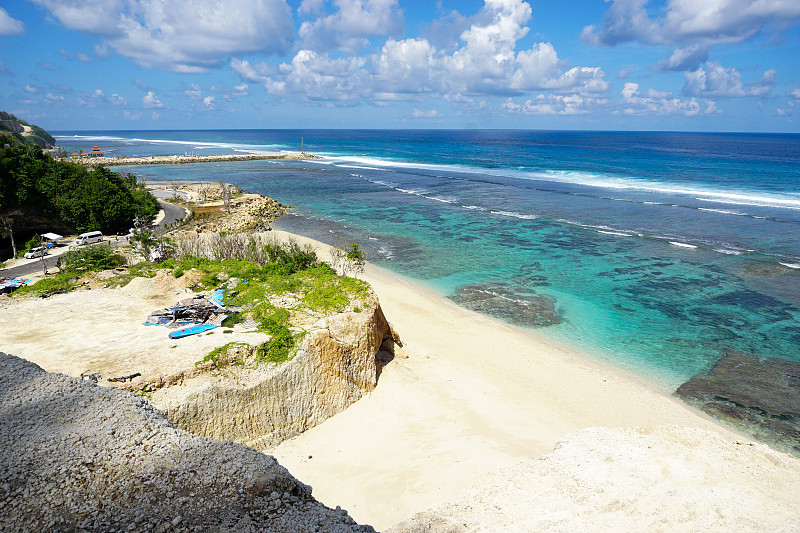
[168,323,217,339]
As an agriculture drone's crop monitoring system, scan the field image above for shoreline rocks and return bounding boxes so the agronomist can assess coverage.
[676,350,800,456]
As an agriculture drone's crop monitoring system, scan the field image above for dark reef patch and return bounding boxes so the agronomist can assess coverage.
[676,350,800,456]
[449,282,561,327]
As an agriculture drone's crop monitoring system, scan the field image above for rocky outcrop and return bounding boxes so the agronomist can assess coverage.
[0,352,375,532]
[155,295,396,449]
[0,111,55,148]
[186,194,290,233]
[676,350,800,456]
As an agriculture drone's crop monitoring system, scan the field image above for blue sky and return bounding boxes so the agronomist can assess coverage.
[1,0,799,132]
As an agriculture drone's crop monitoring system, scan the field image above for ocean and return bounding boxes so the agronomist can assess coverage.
[54,129,800,390]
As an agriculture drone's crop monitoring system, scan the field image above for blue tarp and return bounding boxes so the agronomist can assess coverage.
[0,278,30,293]
[168,323,217,339]
[208,288,225,308]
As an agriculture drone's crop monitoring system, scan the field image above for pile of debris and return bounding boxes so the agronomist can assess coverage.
[145,287,242,339]
[0,277,29,294]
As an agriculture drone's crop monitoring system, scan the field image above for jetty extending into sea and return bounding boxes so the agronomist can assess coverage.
[72,151,318,167]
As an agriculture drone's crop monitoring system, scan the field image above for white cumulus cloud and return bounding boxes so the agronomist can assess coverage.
[30,0,294,73]
[583,0,800,72]
[683,62,775,97]
[298,0,404,52]
[412,109,440,118]
[239,0,608,105]
[620,81,718,116]
[583,0,800,47]
[0,7,24,35]
[503,94,593,115]
[142,91,163,108]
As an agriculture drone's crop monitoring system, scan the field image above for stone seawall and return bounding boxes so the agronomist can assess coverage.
[74,152,318,167]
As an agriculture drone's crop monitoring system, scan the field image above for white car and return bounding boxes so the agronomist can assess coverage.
[24,246,48,259]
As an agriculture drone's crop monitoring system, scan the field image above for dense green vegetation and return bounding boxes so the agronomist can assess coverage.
[0,112,56,149]
[0,144,160,234]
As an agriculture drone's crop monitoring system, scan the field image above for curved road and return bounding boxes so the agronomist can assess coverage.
[157,199,189,228]
[0,200,188,279]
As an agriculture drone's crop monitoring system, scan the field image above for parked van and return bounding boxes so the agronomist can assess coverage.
[76,231,103,245]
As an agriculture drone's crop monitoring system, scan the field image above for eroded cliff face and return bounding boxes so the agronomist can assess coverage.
[154,295,396,450]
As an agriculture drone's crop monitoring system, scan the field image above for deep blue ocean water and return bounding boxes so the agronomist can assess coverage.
[55,130,800,389]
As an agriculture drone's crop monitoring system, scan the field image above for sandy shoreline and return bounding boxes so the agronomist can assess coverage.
[266,230,746,529]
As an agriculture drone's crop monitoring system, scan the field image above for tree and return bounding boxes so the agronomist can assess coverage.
[0,212,18,258]
[220,181,232,212]
[129,216,158,259]
[198,181,210,202]
[332,243,365,277]
[38,234,48,276]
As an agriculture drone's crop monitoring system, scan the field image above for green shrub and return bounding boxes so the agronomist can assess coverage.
[13,274,77,297]
[18,236,39,258]
[197,342,250,369]
[221,312,244,327]
[255,308,294,363]
[59,246,126,273]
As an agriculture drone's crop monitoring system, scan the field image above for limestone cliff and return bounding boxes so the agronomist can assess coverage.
[153,295,396,449]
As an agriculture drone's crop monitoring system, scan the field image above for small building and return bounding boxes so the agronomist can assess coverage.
[87,145,103,157]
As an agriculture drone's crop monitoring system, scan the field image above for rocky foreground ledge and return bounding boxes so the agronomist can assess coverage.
[0,352,375,533]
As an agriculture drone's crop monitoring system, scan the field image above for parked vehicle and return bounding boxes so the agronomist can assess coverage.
[24,246,48,259]
[76,231,103,245]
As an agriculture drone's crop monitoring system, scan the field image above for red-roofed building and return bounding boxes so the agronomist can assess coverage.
[87,145,103,157]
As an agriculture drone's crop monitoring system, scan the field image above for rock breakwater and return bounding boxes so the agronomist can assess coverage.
[0,352,375,532]
[76,152,318,167]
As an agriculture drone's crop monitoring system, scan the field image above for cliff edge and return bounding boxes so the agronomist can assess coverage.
[0,352,375,532]
[155,292,396,449]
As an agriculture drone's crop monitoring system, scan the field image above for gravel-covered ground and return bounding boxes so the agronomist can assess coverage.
[0,352,376,532]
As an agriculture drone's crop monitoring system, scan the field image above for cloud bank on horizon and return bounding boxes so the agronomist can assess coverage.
[1,0,799,131]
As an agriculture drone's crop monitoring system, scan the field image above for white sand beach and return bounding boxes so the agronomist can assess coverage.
[267,231,748,530]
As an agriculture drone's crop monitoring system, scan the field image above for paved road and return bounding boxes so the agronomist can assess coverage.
[1,252,62,279]
[1,200,188,279]
[157,199,189,227]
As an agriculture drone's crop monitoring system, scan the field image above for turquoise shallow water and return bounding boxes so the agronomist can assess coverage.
[55,130,800,389]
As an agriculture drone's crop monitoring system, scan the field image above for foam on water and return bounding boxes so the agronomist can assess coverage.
[317,154,800,212]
